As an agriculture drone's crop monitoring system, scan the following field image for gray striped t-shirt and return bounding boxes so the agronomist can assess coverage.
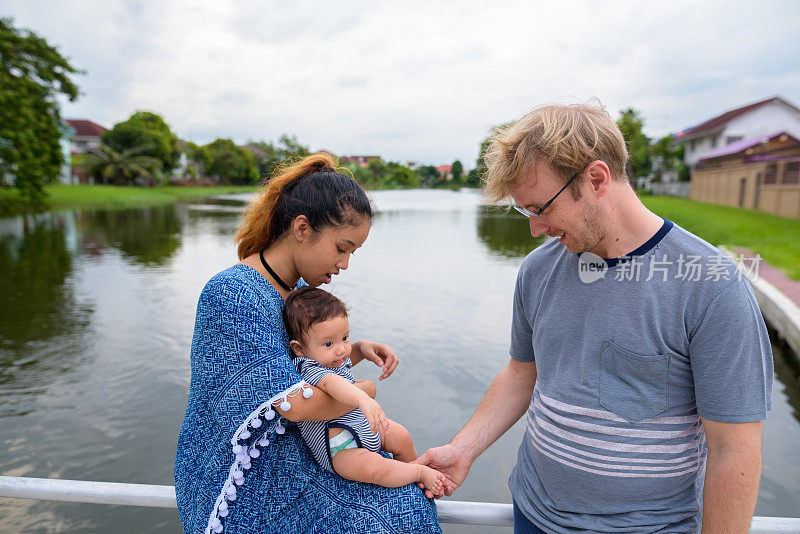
[508,221,773,533]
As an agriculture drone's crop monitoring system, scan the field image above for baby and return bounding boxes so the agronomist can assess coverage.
[283,286,445,496]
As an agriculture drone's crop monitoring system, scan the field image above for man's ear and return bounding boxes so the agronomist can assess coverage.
[291,215,312,242]
[585,160,611,198]
[289,340,304,357]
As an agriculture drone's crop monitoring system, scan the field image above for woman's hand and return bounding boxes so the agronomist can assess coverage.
[352,340,399,381]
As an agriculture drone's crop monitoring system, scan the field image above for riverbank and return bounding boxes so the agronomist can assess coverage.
[0,183,470,215]
[0,184,260,215]
[3,185,798,281]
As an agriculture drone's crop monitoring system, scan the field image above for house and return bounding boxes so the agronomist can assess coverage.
[171,139,193,179]
[675,96,800,172]
[58,122,75,184]
[64,119,108,154]
[436,164,452,181]
[690,131,800,218]
[340,155,382,167]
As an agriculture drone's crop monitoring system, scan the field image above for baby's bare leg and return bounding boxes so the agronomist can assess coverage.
[332,448,444,495]
[381,419,417,463]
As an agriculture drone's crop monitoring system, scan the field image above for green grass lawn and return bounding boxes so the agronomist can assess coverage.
[0,184,259,214]
[641,195,800,280]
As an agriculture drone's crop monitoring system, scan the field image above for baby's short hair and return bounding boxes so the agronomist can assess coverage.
[283,286,348,342]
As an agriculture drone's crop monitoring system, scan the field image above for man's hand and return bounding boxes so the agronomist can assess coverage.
[410,359,537,499]
[412,444,473,498]
[359,397,389,436]
[352,340,399,380]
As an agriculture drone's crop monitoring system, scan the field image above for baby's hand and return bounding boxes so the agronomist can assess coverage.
[359,397,389,435]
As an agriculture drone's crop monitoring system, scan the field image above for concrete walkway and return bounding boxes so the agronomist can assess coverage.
[729,247,800,360]
[736,248,800,308]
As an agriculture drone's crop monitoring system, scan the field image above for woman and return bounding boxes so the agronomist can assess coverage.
[174,153,440,533]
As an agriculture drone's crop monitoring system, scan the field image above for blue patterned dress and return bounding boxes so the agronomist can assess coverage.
[175,265,441,534]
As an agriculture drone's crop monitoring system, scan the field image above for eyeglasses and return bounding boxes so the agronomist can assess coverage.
[512,169,581,224]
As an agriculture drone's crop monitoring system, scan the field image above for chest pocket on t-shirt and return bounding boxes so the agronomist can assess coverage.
[599,340,669,423]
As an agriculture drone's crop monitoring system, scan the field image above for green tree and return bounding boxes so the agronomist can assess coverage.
[366,158,387,184]
[475,123,509,183]
[278,134,310,161]
[246,140,281,177]
[417,165,440,186]
[183,141,211,175]
[475,134,494,180]
[243,135,310,179]
[650,135,688,182]
[82,144,161,185]
[205,138,259,184]
[340,161,374,187]
[451,160,464,183]
[0,17,81,206]
[102,111,180,173]
[465,168,481,187]
[385,162,419,187]
[247,140,279,161]
[616,108,651,181]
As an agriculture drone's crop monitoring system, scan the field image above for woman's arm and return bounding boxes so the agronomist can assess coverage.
[315,374,388,433]
[354,378,376,398]
[276,379,375,422]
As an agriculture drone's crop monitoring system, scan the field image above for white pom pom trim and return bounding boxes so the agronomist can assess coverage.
[204,380,307,534]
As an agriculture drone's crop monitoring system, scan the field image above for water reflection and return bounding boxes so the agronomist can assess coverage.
[475,206,546,259]
[773,336,800,422]
[0,212,92,417]
[74,206,184,265]
[0,213,83,345]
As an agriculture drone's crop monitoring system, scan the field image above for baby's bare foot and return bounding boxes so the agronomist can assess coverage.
[418,465,445,496]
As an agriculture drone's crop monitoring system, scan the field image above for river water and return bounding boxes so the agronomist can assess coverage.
[1,189,798,533]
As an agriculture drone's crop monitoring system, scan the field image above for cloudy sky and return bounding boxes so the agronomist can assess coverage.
[6,0,800,167]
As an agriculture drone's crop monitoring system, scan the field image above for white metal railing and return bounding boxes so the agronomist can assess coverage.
[1,476,800,531]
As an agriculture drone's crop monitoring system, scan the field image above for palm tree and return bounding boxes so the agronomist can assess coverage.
[83,144,162,186]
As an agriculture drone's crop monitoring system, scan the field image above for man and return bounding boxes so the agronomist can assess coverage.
[414,103,773,533]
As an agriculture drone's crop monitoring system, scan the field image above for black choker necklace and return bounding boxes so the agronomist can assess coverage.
[259,250,296,292]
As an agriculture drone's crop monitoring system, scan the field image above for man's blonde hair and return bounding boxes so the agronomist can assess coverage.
[482,102,629,202]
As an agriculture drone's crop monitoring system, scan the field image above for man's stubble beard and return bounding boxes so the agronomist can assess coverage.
[572,200,608,255]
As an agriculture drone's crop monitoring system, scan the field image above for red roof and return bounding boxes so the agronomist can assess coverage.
[675,97,799,141]
[436,164,452,173]
[65,119,108,137]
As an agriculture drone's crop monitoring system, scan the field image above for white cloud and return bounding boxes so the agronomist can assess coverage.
[5,0,800,166]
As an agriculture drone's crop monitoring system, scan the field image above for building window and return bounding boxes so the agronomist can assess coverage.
[783,162,800,185]
[689,140,696,152]
[711,136,718,149]
[763,164,778,184]
[725,136,743,145]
